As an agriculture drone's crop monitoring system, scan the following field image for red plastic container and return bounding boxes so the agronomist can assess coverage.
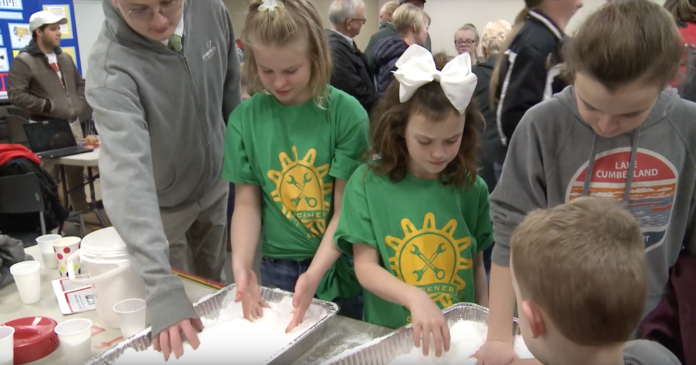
[2,317,59,365]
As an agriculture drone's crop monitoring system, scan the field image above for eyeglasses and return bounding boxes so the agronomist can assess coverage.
[349,18,367,24]
[125,0,183,22]
[455,40,476,46]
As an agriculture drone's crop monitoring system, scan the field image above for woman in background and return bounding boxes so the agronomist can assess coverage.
[471,19,511,279]
[454,23,481,65]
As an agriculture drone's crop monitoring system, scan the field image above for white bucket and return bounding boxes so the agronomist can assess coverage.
[66,227,147,329]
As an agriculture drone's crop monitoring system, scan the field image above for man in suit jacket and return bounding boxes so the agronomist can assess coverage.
[327,0,378,113]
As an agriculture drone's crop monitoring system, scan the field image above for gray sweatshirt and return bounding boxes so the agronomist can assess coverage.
[85,0,240,336]
[491,86,696,321]
[624,340,681,365]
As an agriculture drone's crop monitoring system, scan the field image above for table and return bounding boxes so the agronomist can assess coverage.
[47,148,106,227]
[0,245,218,365]
[1,248,392,365]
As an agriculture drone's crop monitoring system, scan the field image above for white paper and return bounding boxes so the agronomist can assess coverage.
[51,276,96,315]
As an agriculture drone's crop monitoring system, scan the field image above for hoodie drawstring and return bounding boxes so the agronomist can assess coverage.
[582,126,642,207]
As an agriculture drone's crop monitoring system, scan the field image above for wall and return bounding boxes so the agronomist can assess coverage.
[223,0,381,50]
[378,0,665,55]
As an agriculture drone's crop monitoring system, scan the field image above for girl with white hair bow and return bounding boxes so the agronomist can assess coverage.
[334,45,493,358]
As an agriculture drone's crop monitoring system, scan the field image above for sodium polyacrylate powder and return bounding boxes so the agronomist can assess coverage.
[115,290,327,364]
[389,321,534,365]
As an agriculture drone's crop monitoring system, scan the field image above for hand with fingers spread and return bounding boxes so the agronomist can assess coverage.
[407,289,451,357]
[286,271,322,333]
[152,318,204,361]
[234,269,269,320]
[474,340,519,365]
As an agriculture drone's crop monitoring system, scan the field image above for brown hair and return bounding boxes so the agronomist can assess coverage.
[489,0,543,105]
[565,0,683,91]
[367,52,482,189]
[511,197,647,346]
[664,0,696,24]
[243,0,332,107]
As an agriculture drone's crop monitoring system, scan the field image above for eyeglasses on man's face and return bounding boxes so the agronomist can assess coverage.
[349,17,367,24]
[455,40,476,46]
[124,0,183,22]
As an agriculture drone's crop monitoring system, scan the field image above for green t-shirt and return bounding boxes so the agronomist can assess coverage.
[222,86,369,301]
[335,164,494,329]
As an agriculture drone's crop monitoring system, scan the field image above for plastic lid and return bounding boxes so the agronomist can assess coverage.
[80,227,128,254]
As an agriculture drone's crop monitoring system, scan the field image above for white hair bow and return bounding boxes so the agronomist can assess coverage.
[259,0,283,12]
[392,44,477,114]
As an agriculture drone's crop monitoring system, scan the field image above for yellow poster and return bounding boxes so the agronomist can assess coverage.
[42,4,73,39]
[62,47,76,62]
[12,49,19,58]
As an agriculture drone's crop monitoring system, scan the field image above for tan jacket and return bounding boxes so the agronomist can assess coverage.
[8,41,86,121]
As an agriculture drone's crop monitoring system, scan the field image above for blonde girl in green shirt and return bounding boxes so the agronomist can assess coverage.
[224,0,369,332]
[335,46,493,357]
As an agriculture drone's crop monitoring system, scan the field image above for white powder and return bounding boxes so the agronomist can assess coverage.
[387,321,534,364]
[115,290,328,364]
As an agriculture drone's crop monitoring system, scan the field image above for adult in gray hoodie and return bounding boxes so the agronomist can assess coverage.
[85,0,240,359]
[480,2,696,363]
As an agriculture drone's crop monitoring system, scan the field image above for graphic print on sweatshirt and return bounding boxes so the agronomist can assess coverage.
[385,213,473,313]
[268,146,332,238]
[566,147,678,252]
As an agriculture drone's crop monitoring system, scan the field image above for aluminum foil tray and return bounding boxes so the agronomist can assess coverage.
[327,303,519,365]
[85,284,339,365]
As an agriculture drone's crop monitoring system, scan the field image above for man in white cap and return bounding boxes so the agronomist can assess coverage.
[8,10,89,213]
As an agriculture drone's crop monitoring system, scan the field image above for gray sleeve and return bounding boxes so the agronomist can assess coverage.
[221,8,241,123]
[85,85,198,337]
[490,113,548,267]
[623,340,681,365]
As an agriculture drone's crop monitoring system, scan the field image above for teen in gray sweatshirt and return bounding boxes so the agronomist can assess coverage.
[478,1,696,364]
[85,0,240,360]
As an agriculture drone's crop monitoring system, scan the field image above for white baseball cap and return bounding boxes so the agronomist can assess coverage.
[29,11,67,32]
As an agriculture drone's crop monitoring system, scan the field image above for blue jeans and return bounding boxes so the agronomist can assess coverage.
[260,257,364,320]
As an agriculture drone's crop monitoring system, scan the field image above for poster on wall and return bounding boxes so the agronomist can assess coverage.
[8,23,30,49]
[11,48,17,57]
[0,48,8,72]
[43,4,71,39]
[0,0,22,11]
[0,72,8,99]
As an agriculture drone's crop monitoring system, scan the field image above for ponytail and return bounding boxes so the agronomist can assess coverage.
[490,7,529,105]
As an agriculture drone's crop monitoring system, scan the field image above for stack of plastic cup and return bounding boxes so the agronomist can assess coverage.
[35,234,61,269]
[55,318,93,364]
[9,261,41,304]
[0,326,14,365]
[113,298,147,339]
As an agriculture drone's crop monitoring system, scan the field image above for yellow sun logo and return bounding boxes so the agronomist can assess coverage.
[268,146,333,237]
[385,213,472,308]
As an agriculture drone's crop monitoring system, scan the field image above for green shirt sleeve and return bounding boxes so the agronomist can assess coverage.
[222,103,259,185]
[474,177,494,253]
[328,91,369,180]
[334,165,378,255]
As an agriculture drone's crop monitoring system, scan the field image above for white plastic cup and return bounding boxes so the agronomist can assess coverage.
[55,318,92,365]
[113,298,147,339]
[0,326,14,365]
[36,234,61,269]
[9,261,41,304]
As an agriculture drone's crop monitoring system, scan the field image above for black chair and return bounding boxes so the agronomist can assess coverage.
[7,107,30,120]
[5,115,30,148]
[0,173,85,246]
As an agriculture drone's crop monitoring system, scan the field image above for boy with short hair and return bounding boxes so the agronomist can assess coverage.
[509,197,680,365]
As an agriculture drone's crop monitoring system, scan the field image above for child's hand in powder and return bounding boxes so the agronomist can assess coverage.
[286,271,322,333]
[234,270,269,321]
[407,289,450,357]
